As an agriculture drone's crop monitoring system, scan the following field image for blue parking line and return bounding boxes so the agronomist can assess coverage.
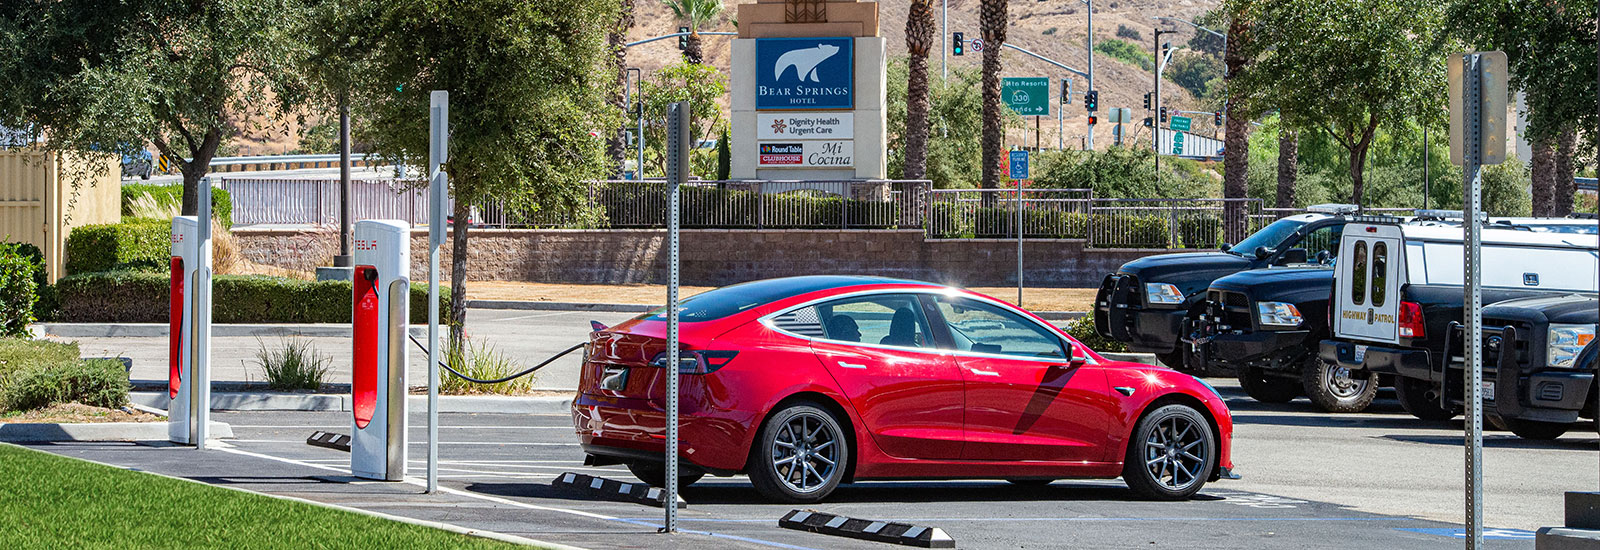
[1396,527,1537,540]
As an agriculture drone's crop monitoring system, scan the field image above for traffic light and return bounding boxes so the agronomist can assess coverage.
[1143,117,1153,128]
[1143,93,1152,110]
[1087,115,1098,126]
[953,32,965,56]
[1214,111,1224,125]
[678,27,689,50]
[1084,90,1098,111]
[1160,106,1168,123]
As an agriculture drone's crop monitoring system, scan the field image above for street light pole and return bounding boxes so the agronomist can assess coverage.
[1085,0,1095,151]
[942,0,948,81]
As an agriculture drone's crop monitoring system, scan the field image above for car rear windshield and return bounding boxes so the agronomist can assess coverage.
[636,277,907,323]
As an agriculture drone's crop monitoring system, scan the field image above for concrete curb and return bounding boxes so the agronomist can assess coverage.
[129,391,573,414]
[0,421,234,442]
[34,323,428,339]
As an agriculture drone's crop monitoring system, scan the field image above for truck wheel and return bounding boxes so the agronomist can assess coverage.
[1237,367,1299,403]
[1503,418,1569,440]
[1394,377,1458,421]
[1301,358,1378,413]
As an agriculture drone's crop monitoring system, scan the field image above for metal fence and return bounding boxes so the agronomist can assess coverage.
[474,180,932,229]
[221,178,431,226]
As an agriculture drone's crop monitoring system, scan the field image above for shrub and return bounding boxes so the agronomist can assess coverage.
[252,338,331,391]
[1026,210,1088,239]
[65,219,173,275]
[55,271,450,324]
[441,340,535,395]
[1063,315,1126,353]
[1115,24,1143,41]
[120,183,233,228]
[2,358,128,412]
[1089,215,1170,248]
[1177,217,1223,249]
[926,203,972,238]
[0,248,37,336]
[0,338,80,381]
[1094,39,1153,71]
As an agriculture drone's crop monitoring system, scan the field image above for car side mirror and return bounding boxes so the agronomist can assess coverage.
[1277,248,1308,265]
[1315,250,1332,264]
[1253,246,1272,260]
[1221,242,1233,251]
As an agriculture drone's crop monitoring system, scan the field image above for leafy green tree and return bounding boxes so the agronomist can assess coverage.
[901,0,936,179]
[334,0,621,344]
[1229,0,1450,205]
[639,62,727,178]
[979,0,1009,196]
[0,0,312,215]
[1094,39,1154,71]
[1033,147,1217,200]
[887,61,1018,188]
[1448,0,1597,216]
[1165,53,1223,103]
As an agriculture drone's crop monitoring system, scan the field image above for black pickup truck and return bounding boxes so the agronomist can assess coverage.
[1096,208,1353,371]
[1185,265,1383,412]
[1455,294,1598,439]
[1319,221,1599,428]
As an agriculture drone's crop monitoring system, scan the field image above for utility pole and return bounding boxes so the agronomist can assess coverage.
[942,0,948,81]
[1085,0,1095,151]
[1153,32,1174,185]
[336,99,352,268]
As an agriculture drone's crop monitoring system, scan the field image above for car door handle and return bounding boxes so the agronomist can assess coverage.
[837,361,867,369]
[968,368,1000,376]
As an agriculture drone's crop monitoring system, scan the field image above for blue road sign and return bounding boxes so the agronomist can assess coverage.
[1009,150,1029,179]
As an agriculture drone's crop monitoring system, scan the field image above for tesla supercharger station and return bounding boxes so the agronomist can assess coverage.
[168,215,210,445]
[351,219,411,481]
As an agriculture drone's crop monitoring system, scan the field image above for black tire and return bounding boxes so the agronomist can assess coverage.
[1301,358,1379,413]
[1237,367,1299,403]
[1394,376,1459,421]
[1005,478,1054,486]
[748,402,849,503]
[627,462,705,488]
[1503,418,1570,440]
[1122,404,1217,501]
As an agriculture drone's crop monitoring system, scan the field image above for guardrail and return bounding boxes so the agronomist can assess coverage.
[174,153,382,174]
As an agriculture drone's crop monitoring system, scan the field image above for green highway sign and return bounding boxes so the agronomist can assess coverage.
[1001,77,1050,116]
[1171,131,1186,155]
[1169,116,1192,132]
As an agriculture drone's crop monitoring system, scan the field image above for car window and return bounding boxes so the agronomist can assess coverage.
[1351,241,1368,305]
[1230,218,1307,255]
[933,297,1066,359]
[1297,225,1343,262]
[1371,242,1388,307]
[775,294,933,348]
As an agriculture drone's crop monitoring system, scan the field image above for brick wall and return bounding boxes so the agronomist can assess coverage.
[232,228,1183,287]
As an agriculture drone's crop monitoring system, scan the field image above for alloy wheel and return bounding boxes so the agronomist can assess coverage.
[1143,415,1209,492]
[1323,364,1367,399]
[770,411,840,494]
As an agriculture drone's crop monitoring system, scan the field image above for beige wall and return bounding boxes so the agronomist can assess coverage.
[0,150,121,282]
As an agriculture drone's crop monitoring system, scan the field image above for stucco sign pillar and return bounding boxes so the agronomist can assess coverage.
[731,0,886,180]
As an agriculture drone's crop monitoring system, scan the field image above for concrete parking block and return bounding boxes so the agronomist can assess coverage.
[779,509,954,548]
[552,472,686,509]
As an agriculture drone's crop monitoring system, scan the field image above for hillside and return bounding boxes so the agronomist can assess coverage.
[235,0,1220,155]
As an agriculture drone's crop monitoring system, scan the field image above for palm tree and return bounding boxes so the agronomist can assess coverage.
[665,0,724,64]
[902,0,935,179]
[607,0,635,177]
[1221,15,1251,242]
[979,0,1007,194]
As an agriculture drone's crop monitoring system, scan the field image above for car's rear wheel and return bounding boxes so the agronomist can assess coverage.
[626,462,705,488]
[1122,404,1216,501]
[1394,376,1459,421]
[1503,418,1570,440]
[1237,367,1299,403]
[1301,358,1378,413]
[748,402,849,503]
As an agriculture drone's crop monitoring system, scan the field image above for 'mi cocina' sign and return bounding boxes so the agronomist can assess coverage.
[758,141,854,167]
[756,37,854,110]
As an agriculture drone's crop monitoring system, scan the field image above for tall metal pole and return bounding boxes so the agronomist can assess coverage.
[1154,32,1163,186]
[1016,180,1023,306]
[1461,52,1485,550]
[663,101,689,534]
[632,68,645,180]
[941,0,948,81]
[1423,126,1430,209]
[1085,0,1095,151]
[337,100,352,267]
[426,90,449,494]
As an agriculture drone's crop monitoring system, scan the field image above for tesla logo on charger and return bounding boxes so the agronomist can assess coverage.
[170,233,184,243]
[354,239,378,251]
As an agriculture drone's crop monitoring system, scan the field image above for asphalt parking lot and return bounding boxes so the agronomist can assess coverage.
[27,383,1561,550]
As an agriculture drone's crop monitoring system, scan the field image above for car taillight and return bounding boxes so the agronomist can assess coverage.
[650,350,739,374]
[1398,301,1425,339]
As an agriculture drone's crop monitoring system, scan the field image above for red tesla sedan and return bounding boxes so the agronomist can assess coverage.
[573,276,1236,503]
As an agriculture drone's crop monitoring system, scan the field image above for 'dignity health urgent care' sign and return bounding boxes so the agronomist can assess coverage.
[756,37,854,109]
[757,113,853,140]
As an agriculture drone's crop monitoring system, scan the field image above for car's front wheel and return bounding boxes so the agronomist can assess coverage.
[748,402,849,503]
[1122,404,1216,500]
[1301,358,1378,413]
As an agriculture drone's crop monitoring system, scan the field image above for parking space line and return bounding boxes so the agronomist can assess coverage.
[213,442,823,550]
[625,516,1420,523]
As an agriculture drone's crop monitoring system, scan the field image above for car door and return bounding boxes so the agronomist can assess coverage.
[769,292,966,460]
[930,296,1114,463]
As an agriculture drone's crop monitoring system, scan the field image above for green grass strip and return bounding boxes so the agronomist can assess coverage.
[0,444,529,549]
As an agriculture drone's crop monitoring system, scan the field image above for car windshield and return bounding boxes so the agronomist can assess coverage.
[1227,219,1307,256]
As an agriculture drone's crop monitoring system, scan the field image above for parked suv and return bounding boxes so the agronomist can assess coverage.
[1459,294,1597,439]
[1319,221,1599,420]
[1095,205,1361,371]
[1189,214,1596,412]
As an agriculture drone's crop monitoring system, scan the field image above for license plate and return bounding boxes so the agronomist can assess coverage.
[1483,381,1495,400]
[600,366,628,391]
[1353,345,1368,363]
